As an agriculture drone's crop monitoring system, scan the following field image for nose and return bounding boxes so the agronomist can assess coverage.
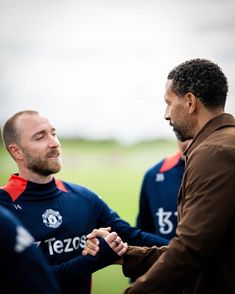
[164,106,170,121]
[48,134,60,148]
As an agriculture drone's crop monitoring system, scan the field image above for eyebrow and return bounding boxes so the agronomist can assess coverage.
[31,130,46,139]
[31,128,56,139]
[164,98,171,104]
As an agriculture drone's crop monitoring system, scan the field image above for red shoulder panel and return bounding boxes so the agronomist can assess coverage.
[55,178,68,192]
[0,175,27,202]
[159,152,181,173]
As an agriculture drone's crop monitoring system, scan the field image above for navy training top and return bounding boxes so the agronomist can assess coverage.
[0,204,61,293]
[0,174,167,294]
[136,152,185,242]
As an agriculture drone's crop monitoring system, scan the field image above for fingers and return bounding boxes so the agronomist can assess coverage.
[104,232,118,244]
[86,227,111,239]
[82,229,128,258]
[82,238,100,256]
[82,227,112,256]
[105,232,128,256]
[116,242,128,257]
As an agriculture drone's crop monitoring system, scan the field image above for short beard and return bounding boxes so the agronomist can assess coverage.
[28,160,61,176]
[172,124,193,142]
[21,148,62,176]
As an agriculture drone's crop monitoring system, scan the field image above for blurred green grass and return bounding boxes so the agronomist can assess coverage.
[0,138,176,294]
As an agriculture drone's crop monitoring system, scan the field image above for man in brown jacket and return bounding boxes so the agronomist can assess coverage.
[120,59,235,293]
[85,58,235,293]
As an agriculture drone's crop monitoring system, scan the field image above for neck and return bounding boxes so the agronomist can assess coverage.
[18,169,54,184]
[197,107,224,134]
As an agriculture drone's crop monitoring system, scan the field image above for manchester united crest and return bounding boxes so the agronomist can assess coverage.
[42,209,62,228]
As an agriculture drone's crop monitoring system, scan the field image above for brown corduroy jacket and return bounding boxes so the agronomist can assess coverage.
[122,113,235,294]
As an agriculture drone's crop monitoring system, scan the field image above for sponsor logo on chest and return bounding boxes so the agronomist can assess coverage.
[36,235,87,255]
[39,208,86,255]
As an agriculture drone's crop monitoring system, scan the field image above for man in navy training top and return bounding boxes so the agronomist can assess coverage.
[136,140,190,244]
[0,110,167,294]
[0,204,61,293]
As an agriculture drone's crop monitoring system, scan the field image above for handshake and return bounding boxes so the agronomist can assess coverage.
[82,227,128,262]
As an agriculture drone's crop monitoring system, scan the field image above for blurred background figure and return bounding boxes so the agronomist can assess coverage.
[0,205,61,294]
[136,140,191,244]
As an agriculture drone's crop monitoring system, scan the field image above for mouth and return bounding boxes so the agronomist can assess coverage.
[48,151,61,159]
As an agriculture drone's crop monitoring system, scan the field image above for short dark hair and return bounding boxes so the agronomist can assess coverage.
[167,58,228,109]
[1,110,39,152]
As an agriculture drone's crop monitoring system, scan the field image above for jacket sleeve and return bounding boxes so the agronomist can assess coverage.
[122,145,235,293]
[122,245,167,280]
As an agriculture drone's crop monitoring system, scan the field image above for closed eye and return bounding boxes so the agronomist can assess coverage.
[35,136,44,141]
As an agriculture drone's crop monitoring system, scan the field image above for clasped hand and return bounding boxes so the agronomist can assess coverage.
[82,227,127,261]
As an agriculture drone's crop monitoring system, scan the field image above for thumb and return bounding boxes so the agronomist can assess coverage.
[87,228,110,239]
[99,227,111,232]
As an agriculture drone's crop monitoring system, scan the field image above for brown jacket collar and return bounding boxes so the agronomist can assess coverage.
[184,113,235,159]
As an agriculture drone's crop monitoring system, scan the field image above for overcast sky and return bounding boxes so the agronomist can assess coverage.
[0,0,235,143]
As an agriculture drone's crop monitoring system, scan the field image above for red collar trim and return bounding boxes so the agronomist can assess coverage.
[1,175,27,202]
[55,178,68,192]
[159,152,182,173]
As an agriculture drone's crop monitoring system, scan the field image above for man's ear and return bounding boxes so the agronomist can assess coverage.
[185,93,197,114]
[8,144,24,160]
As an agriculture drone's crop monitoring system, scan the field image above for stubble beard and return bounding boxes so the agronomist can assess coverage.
[22,148,62,176]
[171,122,193,142]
